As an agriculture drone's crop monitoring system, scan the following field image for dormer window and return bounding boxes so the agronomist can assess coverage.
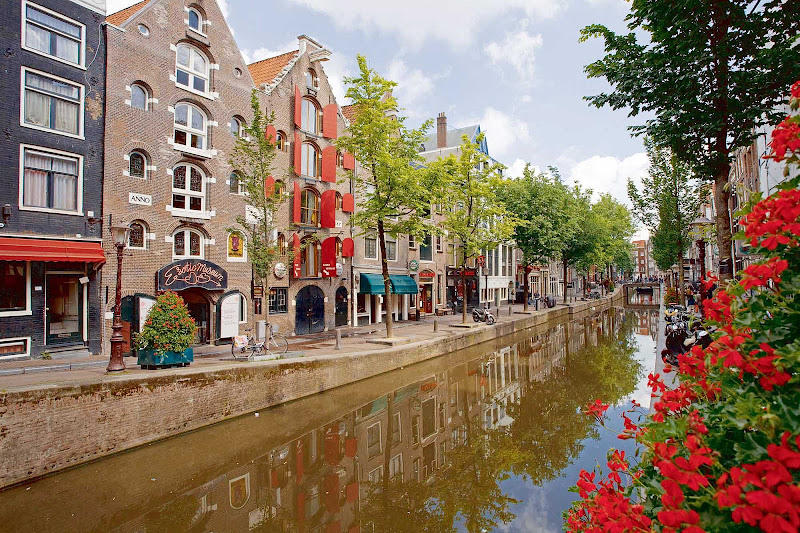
[306,69,318,90]
[175,43,209,94]
[188,8,203,33]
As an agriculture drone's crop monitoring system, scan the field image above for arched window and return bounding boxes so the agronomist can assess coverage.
[335,237,342,258]
[335,191,343,210]
[230,116,244,137]
[128,221,147,249]
[172,162,205,213]
[173,102,207,151]
[301,237,319,277]
[277,233,286,255]
[173,228,204,259]
[129,151,147,179]
[227,231,246,261]
[130,83,149,110]
[175,44,209,94]
[300,188,320,226]
[187,7,203,32]
[301,142,321,178]
[274,180,285,196]
[306,69,318,89]
[229,172,244,194]
[276,131,286,151]
[301,97,319,133]
[336,150,344,167]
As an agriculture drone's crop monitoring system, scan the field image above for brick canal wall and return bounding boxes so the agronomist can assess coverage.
[0,292,623,489]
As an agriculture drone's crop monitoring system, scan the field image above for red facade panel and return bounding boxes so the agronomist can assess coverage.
[342,193,355,213]
[322,104,338,138]
[343,151,355,170]
[324,474,340,513]
[293,181,301,223]
[346,482,359,502]
[325,430,340,465]
[321,145,337,182]
[294,85,302,128]
[321,237,337,278]
[294,132,302,175]
[342,237,354,258]
[265,124,277,144]
[320,190,336,228]
[292,233,301,278]
[264,175,275,198]
[345,436,357,457]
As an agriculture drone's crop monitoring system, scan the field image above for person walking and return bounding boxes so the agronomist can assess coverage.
[686,287,697,315]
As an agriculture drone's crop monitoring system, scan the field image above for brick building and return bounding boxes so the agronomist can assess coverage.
[0,0,107,359]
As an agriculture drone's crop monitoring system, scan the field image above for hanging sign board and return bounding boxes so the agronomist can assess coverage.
[157,259,228,291]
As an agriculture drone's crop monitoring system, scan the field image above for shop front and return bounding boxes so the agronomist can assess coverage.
[446,267,478,310]
[418,269,436,313]
[357,273,417,325]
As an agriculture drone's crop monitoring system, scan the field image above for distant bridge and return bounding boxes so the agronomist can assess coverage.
[623,282,661,307]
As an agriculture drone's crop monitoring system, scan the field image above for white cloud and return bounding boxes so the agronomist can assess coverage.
[484,22,544,84]
[384,59,450,117]
[563,152,648,207]
[321,52,355,104]
[286,0,564,48]
[458,107,534,163]
[505,159,530,179]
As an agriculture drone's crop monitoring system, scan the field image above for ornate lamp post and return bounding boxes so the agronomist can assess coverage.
[107,221,130,372]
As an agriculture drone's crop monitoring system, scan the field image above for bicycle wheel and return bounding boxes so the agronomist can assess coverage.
[269,334,289,354]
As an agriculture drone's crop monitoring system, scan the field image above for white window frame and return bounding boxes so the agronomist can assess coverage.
[174,43,210,98]
[301,97,320,134]
[18,144,83,216]
[172,228,205,260]
[170,162,206,216]
[128,150,148,179]
[127,221,148,250]
[0,337,31,359]
[301,142,320,179]
[21,0,85,68]
[129,83,149,110]
[386,237,397,262]
[0,261,32,317]
[172,103,208,156]
[367,421,382,456]
[364,232,378,260]
[187,7,205,34]
[227,231,247,263]
[389,453,403,481]
[20,66,84,139]
[368,465,383,484]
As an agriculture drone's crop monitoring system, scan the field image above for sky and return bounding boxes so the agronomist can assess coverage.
[107,0,651,236]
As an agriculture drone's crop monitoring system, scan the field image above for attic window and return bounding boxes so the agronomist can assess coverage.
[233,67,242,78]
[138,24,149,36]
[188,8,203,33]
[306,69,318,90]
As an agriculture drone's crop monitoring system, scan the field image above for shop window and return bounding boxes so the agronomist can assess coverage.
[173,228,204,259]
[129,151,147,179]
[23,2,83,66]
[268,287,288,314]
[300,237,319,277]
[175,44,209,95]
[301,97,320,133]
[21,146,80,213]
[128,221,147,249]
[365,233,378,259]
[130,83,149,110]
[173,102,207,152]
[301,142,321,178]
[0,261,29,314]
[22,68,82,137]
[227,231,246,261]
[300,188,320,226]
[171,162,205,213]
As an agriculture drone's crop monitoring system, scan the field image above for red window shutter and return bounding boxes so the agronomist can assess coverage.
[292,233,301,278]
[345,436,357,457]
[264,175,275,198]
[322,104,338,138]
[270,470,279,488]
[342,193,355,213]
[349,526,360,533]
[321,145,337,182]
[324,430,340,465]
[265,124,277,144]
[346,482,359,502]
[294,132,302,175]
[342,237,354,258]
[325,474,340,513]
[320,190,336,228]
[293,181,301,223]
[343,151,355,170]
[294,85,302,128]
[321,237,336,277]
[296,491,306,522]
[326,521,341,533]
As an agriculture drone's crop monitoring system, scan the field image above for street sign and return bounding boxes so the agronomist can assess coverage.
[476,255,485,267]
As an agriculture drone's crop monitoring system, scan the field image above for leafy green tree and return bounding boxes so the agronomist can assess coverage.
[580,0,800,280]
[336,56,440,338]
[499,165,572,310]
[228,90,286,323]
[436,133,518,323]
[559,184,599,302]
[590,194,636,288]
[628,138,708,303]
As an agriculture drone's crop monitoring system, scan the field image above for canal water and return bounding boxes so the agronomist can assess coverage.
[0,305,657,533]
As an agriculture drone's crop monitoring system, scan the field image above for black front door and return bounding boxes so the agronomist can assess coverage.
[296,285,325,335]
[335,287,348,327]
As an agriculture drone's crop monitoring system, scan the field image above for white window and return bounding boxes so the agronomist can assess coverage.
[229,172,245,194]
[21,68,83,137]
[187,8,203,33]
[128,221,147,249]
[386,237,397,261]
[23,2,84,67]
[301,98,319,133]
[389,453,403,480]
[230,116,244,137]
[408,234,416,249]
[301,143,320,178]
[367,422,382,457]
[130,83,149,110]
[173,103,207,153]
[367,466,383,484]
[306,69,318,90]
[365,233,378,259]
[0,337,31,359]
[172,228,204,259]
[175,44,209,95]
[19,145,81,214]
[171,163,205,214]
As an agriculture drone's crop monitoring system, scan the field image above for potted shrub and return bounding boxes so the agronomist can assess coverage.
[136,291,196,369]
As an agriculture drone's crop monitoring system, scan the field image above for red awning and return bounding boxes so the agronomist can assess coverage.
[0,237,105,264]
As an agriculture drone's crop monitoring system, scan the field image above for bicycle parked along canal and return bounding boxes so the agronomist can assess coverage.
[231,324,288,358]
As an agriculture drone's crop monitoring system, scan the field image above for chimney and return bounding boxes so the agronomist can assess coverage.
[437,112,447,149]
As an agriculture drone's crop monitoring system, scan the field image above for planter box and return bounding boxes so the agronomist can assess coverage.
[137,348,194,369]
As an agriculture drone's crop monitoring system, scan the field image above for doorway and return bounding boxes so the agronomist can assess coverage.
[335,287,348,327]
[182,289,210,344]
[46,274,83,346]
[419,283,433,313]
[296,285,325,335]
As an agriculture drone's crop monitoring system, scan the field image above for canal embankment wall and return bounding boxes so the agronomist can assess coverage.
[0,291,623,490]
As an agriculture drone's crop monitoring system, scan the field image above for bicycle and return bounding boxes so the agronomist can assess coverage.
[231,324,288,358]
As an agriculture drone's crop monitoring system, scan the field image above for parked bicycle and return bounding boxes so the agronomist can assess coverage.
[231,324,288,358]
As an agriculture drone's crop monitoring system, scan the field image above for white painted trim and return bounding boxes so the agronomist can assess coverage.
[18,144,84,216]
[0,337,32,359]
[21,0,86,69]
[210,64,220,71]
[0,262,32,317]
[20,66,85,140]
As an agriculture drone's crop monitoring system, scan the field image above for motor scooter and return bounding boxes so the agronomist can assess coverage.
[472,305,496,325]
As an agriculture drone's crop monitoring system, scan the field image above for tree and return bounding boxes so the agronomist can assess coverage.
[499,166,572,311]
[580,0,800,280]
[336,55,439,338]
[437,133,518,323]
[590,194,636,288]
[228,90,285,324]
[559,184,599,303]
[628,138,708,304]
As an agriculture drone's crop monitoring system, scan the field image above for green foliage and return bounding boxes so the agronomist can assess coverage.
[135,291,196,354]
[590,194,636,273]
[663,286,678,305]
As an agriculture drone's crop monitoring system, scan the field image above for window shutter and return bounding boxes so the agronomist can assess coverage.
[264,175,275,197]
[265,124,277,144]
[322,104,338,139]
[294,132,302,175]
[345,437,357,457]
[325,519,341,533]
[342,237,354,258]
[292,233,302,278]
[325,431,340,465]
[296,491,306,522]
[346,482,359,502]
[321,237,337,277]
[343,151,355,170]
[293,181,301,223]
[342,193,355,213]
[320,190,336,228]
[294,85,302,128]
[321,145,337,182]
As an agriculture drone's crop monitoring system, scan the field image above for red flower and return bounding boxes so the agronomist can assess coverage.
[585,399,610,419]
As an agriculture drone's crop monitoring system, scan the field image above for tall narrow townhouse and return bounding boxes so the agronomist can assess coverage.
[248,36,357,335]
[0,0,107,359]
[102,0,262,353]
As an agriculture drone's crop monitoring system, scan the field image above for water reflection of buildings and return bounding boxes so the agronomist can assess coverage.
[114,309,631,533]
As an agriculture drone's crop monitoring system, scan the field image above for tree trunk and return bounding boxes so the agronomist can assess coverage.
[562,260,568,304]
[714,167,734,281]
[523,265,529,311]
[461,263,468,324]
[378,220,393,338]
[677,251,685,306]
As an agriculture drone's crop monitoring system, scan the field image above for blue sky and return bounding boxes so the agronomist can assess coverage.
[107,0,650,230]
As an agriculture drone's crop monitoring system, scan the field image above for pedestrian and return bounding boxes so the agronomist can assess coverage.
[686,287,697,314]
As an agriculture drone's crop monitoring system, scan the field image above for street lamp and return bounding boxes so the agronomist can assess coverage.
[690,216,713,281]
[108,221,130,372]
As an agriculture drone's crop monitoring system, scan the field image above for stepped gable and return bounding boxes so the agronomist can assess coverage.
[247,50,300,87]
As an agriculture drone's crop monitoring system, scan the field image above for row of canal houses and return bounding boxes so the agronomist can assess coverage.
[0,0,521,359]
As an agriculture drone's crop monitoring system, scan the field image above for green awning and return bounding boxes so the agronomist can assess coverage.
[390,275,418,295]
[360,273,386,295]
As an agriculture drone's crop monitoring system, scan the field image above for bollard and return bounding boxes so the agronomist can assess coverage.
[508,306,512,316]
[335,329,341,350]
[433,318,439,332]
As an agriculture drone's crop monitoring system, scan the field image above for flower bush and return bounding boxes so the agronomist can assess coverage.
[135,291,196,354]
[664,286,679,305]
[566,83,800,533]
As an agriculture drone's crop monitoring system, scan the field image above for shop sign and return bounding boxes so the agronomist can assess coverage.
[157,259,228,291]
[447,267,477,277]
[274,262,287,279]
[419,269,436,279]
[408,259,419,272]
[253,284,264,298]
[336,262,343,277]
